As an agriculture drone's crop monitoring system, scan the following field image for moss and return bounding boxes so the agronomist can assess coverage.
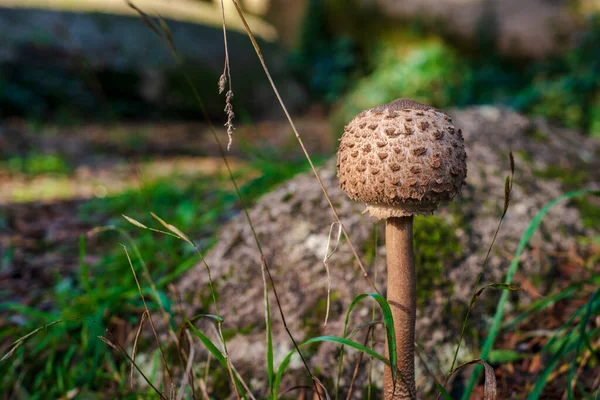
[300,291,341,358]
[302,292,340,335]
[413,215,463,306]
[282,191,294,202]
[514,150,534,163]
[356,214,464,307]
[222,324,256,341]
[571,198,600,230]
[360,223,382,265]
[208,363,234,397]
[526,129,550,143]
[533,165,588,189]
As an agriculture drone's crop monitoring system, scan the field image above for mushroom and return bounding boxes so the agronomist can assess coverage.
[336,98,467,399]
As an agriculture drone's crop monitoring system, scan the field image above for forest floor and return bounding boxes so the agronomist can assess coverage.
[0,112,332,304]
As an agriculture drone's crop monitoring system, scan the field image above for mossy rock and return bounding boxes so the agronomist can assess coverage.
[0,6,307,120]
[177,106,598,397]
[414,216,463,306]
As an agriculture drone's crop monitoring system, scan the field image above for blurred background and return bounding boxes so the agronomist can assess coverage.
[1,0,599,398]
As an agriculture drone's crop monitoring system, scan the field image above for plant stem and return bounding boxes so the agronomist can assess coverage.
[384,216,416,399]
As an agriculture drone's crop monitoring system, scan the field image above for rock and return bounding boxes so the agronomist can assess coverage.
[177,107,599,397]
[0,4,307,118]
[332,0,591,58]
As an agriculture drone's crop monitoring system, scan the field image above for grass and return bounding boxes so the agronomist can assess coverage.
[2,152,71,176]
[0,147,319,398]
[462,189,600,400]
[2,2,600,399]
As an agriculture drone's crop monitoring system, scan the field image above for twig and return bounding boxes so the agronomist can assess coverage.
[177,330,197,400]
[122,244,175,396]
[323,222,342,327]
[130,310,149,388]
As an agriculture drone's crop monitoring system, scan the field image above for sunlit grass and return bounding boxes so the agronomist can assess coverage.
[0,156,253,204]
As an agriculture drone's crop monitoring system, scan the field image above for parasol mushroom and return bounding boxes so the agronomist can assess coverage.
[336,98,467,399]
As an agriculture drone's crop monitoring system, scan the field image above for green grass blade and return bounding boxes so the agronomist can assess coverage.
[462,189,600,399]
[186,321,227,367]
[186,320,248,398]
[487,349,527,363]
[188,314,224,324]
[262,265,275,399]
[266,296,274,399]
[78,234,92,295]
[567,290,599,400]
[525,328,600,400]
[274,335,389,399]
[536,295,600,357]
[335,293,397,399]
[1,321,63,362]
[436,386,454,400]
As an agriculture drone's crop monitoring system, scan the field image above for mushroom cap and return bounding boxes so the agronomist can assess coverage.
[336,98,467,219]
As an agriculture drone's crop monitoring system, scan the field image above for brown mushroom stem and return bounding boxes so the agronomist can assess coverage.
[384,216,416,399]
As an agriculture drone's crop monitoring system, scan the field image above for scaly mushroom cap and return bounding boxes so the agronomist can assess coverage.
[336,98,467,219]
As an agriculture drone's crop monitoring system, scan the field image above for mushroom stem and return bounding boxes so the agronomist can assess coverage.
[384,216,416,399]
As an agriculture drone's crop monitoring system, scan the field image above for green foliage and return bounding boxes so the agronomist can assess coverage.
[571,198,600,229]
[533,165,589,189]
[2,152,71,175]
[240,148,328,201]
[334,40,465,130]
[290,0,357,103]
[0,235,158,399]
[511,16,600,136]
[331,14,600,136]
[335,293,399,399]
